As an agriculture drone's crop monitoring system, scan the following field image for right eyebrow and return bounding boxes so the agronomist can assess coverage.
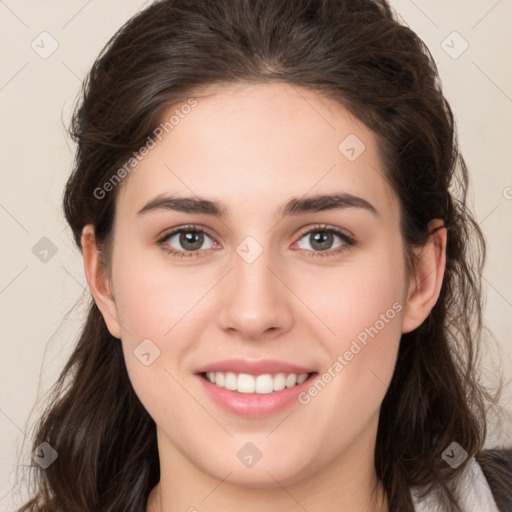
[137,195,226,217]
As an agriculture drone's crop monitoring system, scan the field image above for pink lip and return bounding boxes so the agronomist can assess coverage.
[196,372,318,418]
[194,358,316,376]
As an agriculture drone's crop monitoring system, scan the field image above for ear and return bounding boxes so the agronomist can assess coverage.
[81,224,122,339]
[401,219,447,334]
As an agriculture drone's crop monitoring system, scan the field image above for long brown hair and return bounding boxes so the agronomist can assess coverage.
[18,0,512,511]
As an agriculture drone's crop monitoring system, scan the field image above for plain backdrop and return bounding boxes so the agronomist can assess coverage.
[1,0,511,509]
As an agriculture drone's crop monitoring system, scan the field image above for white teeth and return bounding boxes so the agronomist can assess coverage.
[273,373,286,391]
[204,371,311,394]
[237,374,255,393]
[224,372,237,391]
[285,374,297,388]
[255,374,274,394]
[296,373,309,384]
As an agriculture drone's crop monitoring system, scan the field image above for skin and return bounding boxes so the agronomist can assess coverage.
[81,81,447,512]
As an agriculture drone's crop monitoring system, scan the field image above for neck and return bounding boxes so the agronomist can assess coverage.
[147,413,388,512]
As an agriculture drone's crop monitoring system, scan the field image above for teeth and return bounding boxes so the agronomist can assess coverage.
[285,374,297,387]
[204,372,311,394]
[296,373,309,384]
[223,372,236,390]
[273,373,286,391]
[238,373,255,393]
[255,374,273,394]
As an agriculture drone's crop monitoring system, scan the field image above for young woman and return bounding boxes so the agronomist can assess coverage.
[18,0,512,511]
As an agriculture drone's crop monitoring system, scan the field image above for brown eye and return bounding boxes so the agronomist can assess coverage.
[159,226,217,257]
[176,230,206,251]
[297,228,351,252]
[307,231,337,251]
[293,225,356,258]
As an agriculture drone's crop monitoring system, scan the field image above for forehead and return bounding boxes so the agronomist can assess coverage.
[116,81,398,222]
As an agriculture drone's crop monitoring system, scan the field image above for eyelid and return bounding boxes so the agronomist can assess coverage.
[156,223,219,257]
[295,223,354,243]
[292,223,355,258]
[157,223,356,258]
[157,223,217,242]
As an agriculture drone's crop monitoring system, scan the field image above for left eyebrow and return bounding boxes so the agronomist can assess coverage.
[137,192,379,219]
[278,193,379,218]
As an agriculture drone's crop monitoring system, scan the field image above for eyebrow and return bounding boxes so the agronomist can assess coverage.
[137,192,379,218]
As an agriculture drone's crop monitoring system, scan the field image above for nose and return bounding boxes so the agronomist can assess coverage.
[217,242,294,341]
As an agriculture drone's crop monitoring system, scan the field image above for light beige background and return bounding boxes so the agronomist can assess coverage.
[1,0,511,509]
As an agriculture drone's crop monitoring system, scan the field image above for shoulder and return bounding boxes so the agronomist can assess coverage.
[476,447,512,512]
[410,451,511,512]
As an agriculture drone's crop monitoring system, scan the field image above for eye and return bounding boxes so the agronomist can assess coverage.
[293,225,355,257]
[157,223,355,259]
[157,225,218,258]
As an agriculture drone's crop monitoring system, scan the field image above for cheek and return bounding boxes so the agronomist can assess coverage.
[108,248,205,394]
[313,240,406,342]
[111,247,211,342]
[111,257,204,427]
[306,242,406,408]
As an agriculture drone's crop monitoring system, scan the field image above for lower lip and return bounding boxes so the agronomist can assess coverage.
[196,373,317,418]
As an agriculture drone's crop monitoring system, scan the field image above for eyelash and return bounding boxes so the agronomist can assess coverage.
[156,224,356,259]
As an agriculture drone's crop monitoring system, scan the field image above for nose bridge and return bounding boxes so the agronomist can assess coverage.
[234,242,276,298]
[217,236,292,338]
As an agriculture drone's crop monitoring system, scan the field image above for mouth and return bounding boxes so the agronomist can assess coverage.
[198,371,318,394]
[193,358,319,416]
[195,368,319,417]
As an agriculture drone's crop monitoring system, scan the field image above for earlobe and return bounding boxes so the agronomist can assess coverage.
[81,224,122,339]
[401,219,447,334]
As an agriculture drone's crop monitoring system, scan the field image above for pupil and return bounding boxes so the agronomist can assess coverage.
[181,231,203,250]
[311,232,332,251]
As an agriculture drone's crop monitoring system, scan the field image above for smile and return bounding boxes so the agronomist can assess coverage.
[201,371,312,394]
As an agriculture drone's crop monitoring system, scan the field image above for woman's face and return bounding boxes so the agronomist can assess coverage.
[90,82,421,487]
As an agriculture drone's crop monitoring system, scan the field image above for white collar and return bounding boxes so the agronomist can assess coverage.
[411,456,500,511]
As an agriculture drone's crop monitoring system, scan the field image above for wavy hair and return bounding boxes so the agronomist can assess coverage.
[18,0,512,511]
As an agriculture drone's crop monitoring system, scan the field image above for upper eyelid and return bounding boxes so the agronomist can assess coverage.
[159,223,354,247]
[297,224,353,238]
[158,224,217,243]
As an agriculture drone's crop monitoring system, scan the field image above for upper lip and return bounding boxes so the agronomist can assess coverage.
[195,358,316,376]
